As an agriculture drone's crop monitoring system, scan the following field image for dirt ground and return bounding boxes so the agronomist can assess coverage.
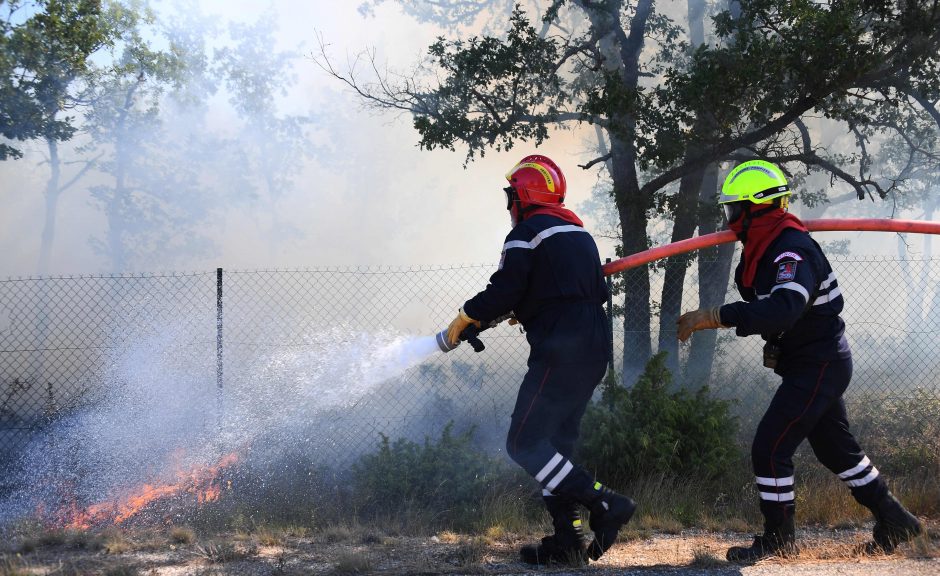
[2,523,939,576]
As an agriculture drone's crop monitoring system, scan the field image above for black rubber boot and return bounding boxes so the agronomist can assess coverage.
[520,495,590,566]
[863,492,923,554]
[580,482,636,560]
[727,503,797,563]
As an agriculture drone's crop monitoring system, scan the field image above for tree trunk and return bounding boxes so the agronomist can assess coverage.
[38,138,61,275]
[658,167,705,376]
[687,163,734,385]
[583,0,655,386]
[656,0,711,378]
[610,134,652,385]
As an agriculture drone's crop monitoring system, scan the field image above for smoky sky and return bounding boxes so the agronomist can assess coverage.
[0,1,932,278]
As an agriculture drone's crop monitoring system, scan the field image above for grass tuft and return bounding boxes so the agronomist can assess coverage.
[450,536,487,568]
[0,557,31,576]
[169,526,196,545]
[334,550,371,573]
[321,525,356,543]
[689,546,727,568]
[193,541,258,564]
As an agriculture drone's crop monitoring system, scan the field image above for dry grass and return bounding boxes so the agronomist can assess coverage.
[634,513,685,534]
[168,526,196,544]
[101,534,132,555]
[0,556,31,576]
[689,546,727,568]
[255,526,284,546]
[333,550,372,573]
[321,524,357,544]
[449,536,488,568]
[192,541,258,564]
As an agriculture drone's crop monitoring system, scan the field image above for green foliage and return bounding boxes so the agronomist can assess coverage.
[849,388,940,476]
[0,0,114,159]
[413,6,563,160]
[579,352,740,485]
[350,423,508,524]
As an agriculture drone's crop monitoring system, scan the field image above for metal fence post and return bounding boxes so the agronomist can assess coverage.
[216,268,223,420]
[605,257,614,376]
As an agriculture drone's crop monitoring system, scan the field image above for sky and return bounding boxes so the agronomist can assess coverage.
[0,0,931,278]
[0,1,607,277]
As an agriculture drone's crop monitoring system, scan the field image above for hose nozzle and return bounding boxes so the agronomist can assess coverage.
[435,329,459,353]
[434,313,513,354]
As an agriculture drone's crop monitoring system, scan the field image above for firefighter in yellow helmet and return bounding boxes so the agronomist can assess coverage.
[678,159,922,562]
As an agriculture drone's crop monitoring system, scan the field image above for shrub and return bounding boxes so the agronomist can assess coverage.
[848,388,940,476]
[350,422,510,527]
[579,352,740,485]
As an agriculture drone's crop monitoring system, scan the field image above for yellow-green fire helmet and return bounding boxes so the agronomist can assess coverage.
[719,160,791,205]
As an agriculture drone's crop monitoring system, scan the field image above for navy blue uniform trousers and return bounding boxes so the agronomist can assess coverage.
[753,357,887,522]
[506,359,606,481]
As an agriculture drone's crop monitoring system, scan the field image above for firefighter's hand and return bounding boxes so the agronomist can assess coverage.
[446,308,480,346]
[677,307,724,342]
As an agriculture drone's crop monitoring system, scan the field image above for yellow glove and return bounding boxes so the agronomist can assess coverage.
[446,308,480,346]
[676,307,725,342]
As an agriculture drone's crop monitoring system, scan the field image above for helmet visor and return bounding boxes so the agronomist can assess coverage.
[723,202,746,224]
[503,186,515,210]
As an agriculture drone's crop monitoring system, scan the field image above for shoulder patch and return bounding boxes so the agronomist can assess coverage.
[774,251,803,263]
[776,261,798,283]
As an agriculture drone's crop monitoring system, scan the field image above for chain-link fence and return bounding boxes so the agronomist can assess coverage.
[1,255,939,474]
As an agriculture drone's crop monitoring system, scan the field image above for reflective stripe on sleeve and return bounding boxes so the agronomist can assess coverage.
[770,282,810,302]
[813,287,842,306]
[503,225,587,251]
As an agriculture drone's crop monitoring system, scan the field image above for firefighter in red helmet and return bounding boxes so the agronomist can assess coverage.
[446,155,636,565]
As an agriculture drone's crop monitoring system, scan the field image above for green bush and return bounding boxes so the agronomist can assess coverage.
[579,352,741,485]
[350,423,512,525]
[848,388,940,476]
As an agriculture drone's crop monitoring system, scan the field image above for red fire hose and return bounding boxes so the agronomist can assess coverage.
[602,219,940,276]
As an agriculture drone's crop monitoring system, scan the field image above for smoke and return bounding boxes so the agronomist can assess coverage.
[0,317,446,527]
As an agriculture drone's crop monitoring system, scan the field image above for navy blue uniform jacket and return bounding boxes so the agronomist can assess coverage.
[719,228,851,372]
[462,214,611,366]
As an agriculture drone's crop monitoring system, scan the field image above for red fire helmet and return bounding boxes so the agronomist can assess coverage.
[505,154,567,206]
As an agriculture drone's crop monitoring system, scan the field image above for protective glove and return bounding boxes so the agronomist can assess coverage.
[676,307,725,342]
[446,307,481,346]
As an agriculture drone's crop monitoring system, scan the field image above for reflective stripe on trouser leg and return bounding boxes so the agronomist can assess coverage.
[535,452,575,492]
[756,475,795,503]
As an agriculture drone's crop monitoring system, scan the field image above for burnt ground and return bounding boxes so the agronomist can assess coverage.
[1,523,939,576]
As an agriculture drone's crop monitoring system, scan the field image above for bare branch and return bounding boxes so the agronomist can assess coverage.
[578,153,612,170]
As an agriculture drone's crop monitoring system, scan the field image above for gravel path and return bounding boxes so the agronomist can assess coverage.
[3,525,937,575]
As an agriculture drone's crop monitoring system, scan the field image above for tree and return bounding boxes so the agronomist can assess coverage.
[0,0,111,161]
[79,2,206,270]
[214,12,312,257]
[323,0,940,385]
[1,0,125,272]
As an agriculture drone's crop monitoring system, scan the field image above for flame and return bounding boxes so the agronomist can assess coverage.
[52,452,239,530]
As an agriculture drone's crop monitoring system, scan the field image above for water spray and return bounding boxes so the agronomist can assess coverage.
[435,314,513,353]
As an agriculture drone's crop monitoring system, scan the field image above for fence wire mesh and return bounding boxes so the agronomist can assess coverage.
[1,254,938,472]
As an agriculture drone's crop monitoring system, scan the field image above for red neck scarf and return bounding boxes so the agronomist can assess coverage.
[730,208,807,288]
[521,204,584,227]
